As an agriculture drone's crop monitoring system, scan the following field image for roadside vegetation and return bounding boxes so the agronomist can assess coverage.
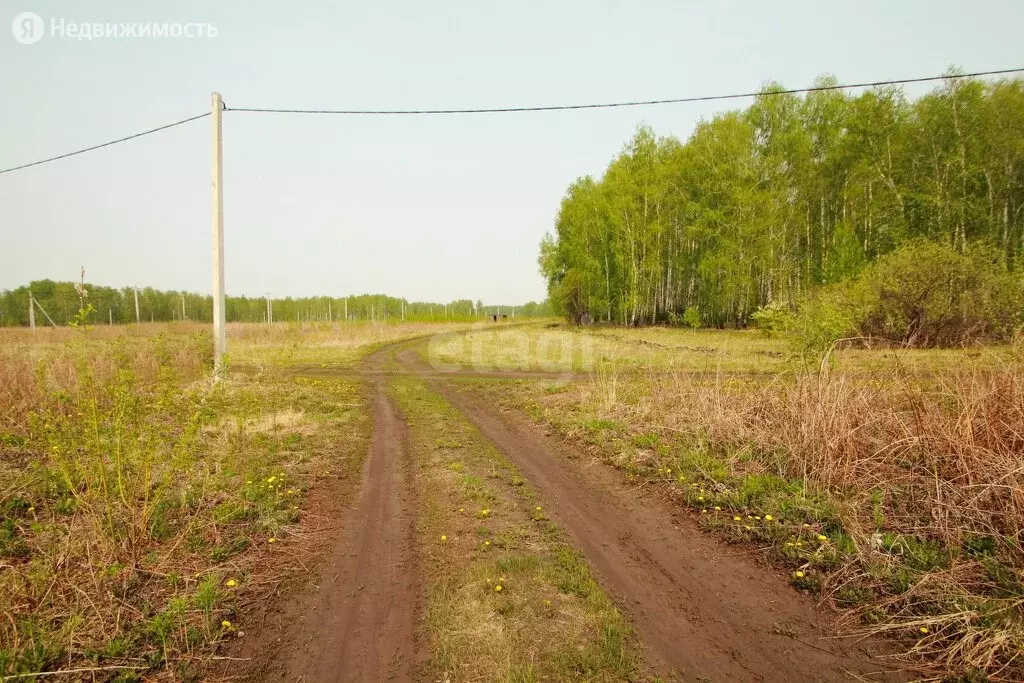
[391,377,641,681]
[453,324,1024,680]
[0,320,459,680]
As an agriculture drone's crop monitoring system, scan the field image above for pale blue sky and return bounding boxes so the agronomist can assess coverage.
[2,0,1023,303]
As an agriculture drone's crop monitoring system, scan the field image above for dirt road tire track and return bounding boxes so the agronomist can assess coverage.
[436,380,901,682]
[258,341,422,682]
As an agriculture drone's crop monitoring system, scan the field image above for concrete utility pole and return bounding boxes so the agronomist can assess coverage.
[109,309,113,325]
[211,92,227,372]
[134,288,140,324]
[28,291,35,332]
[265,295,272,323]
[328,300,332,321]
[344,298,348,321]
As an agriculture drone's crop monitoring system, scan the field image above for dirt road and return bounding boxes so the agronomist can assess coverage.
[438,381,897,681]
[259,348,420,682]
[237,337,899,681]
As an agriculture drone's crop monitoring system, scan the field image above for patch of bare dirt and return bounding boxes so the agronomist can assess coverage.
[273,382,419,681]
[213,348,421,682]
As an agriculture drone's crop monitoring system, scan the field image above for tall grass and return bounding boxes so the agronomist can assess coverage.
[0,327,366,678]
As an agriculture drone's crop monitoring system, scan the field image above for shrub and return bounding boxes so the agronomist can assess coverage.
[795,240,1023,353]
[669,306,702,330]
[859,240,1022,346]
[750,302,796,337]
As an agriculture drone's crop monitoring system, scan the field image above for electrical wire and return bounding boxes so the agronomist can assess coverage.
[0,112,210,176]
[227,67,1024,115]
[2,67,1022,176]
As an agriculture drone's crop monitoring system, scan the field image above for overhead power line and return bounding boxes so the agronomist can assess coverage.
[227,67,1024,115]
[2,67,1022,176]
[0,112,209,176]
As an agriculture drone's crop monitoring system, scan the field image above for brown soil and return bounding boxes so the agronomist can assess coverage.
[434,379,906,682]
[224,349,421,682]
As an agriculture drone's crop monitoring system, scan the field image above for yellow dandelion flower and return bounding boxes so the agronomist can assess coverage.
[440,535,447,542]
[794,571,804,578]
[817,534,828,542]
[267,537,277,544]
[459,508,464,512]
[764,514,773,521]
[755,516,762,520]
[918,627,929,634]
[696,496,705,502]
[700,508,708,514]
[221,620,232,629]
[287,489,295,495]
[803,523,811,528]
[495,584,503,592]
[225,578,237,588]
[267,476,276,484]
[714,506,721,511]
[785,542,795,547]
[733,516,742,521]
[795,541,804,547]
[27,507,35,513]
[484,541,491,546]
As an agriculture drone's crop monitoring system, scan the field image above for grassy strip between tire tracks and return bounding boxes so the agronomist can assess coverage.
[391,377,642,682]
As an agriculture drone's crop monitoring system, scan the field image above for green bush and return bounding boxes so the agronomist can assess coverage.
[750,302,796,337]
[794,240,1023,353]
[858,240,1022,346]
[669,306,702,329]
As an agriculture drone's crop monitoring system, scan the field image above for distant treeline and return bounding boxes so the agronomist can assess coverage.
[540,73,1024,326]
[0,279,551,326]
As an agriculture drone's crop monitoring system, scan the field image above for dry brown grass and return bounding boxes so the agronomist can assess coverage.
[612,365,1024,549]
[227,320,473,368]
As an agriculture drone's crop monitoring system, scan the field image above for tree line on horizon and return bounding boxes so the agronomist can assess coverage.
[0,279,551,327]
[540,73,1024,327]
